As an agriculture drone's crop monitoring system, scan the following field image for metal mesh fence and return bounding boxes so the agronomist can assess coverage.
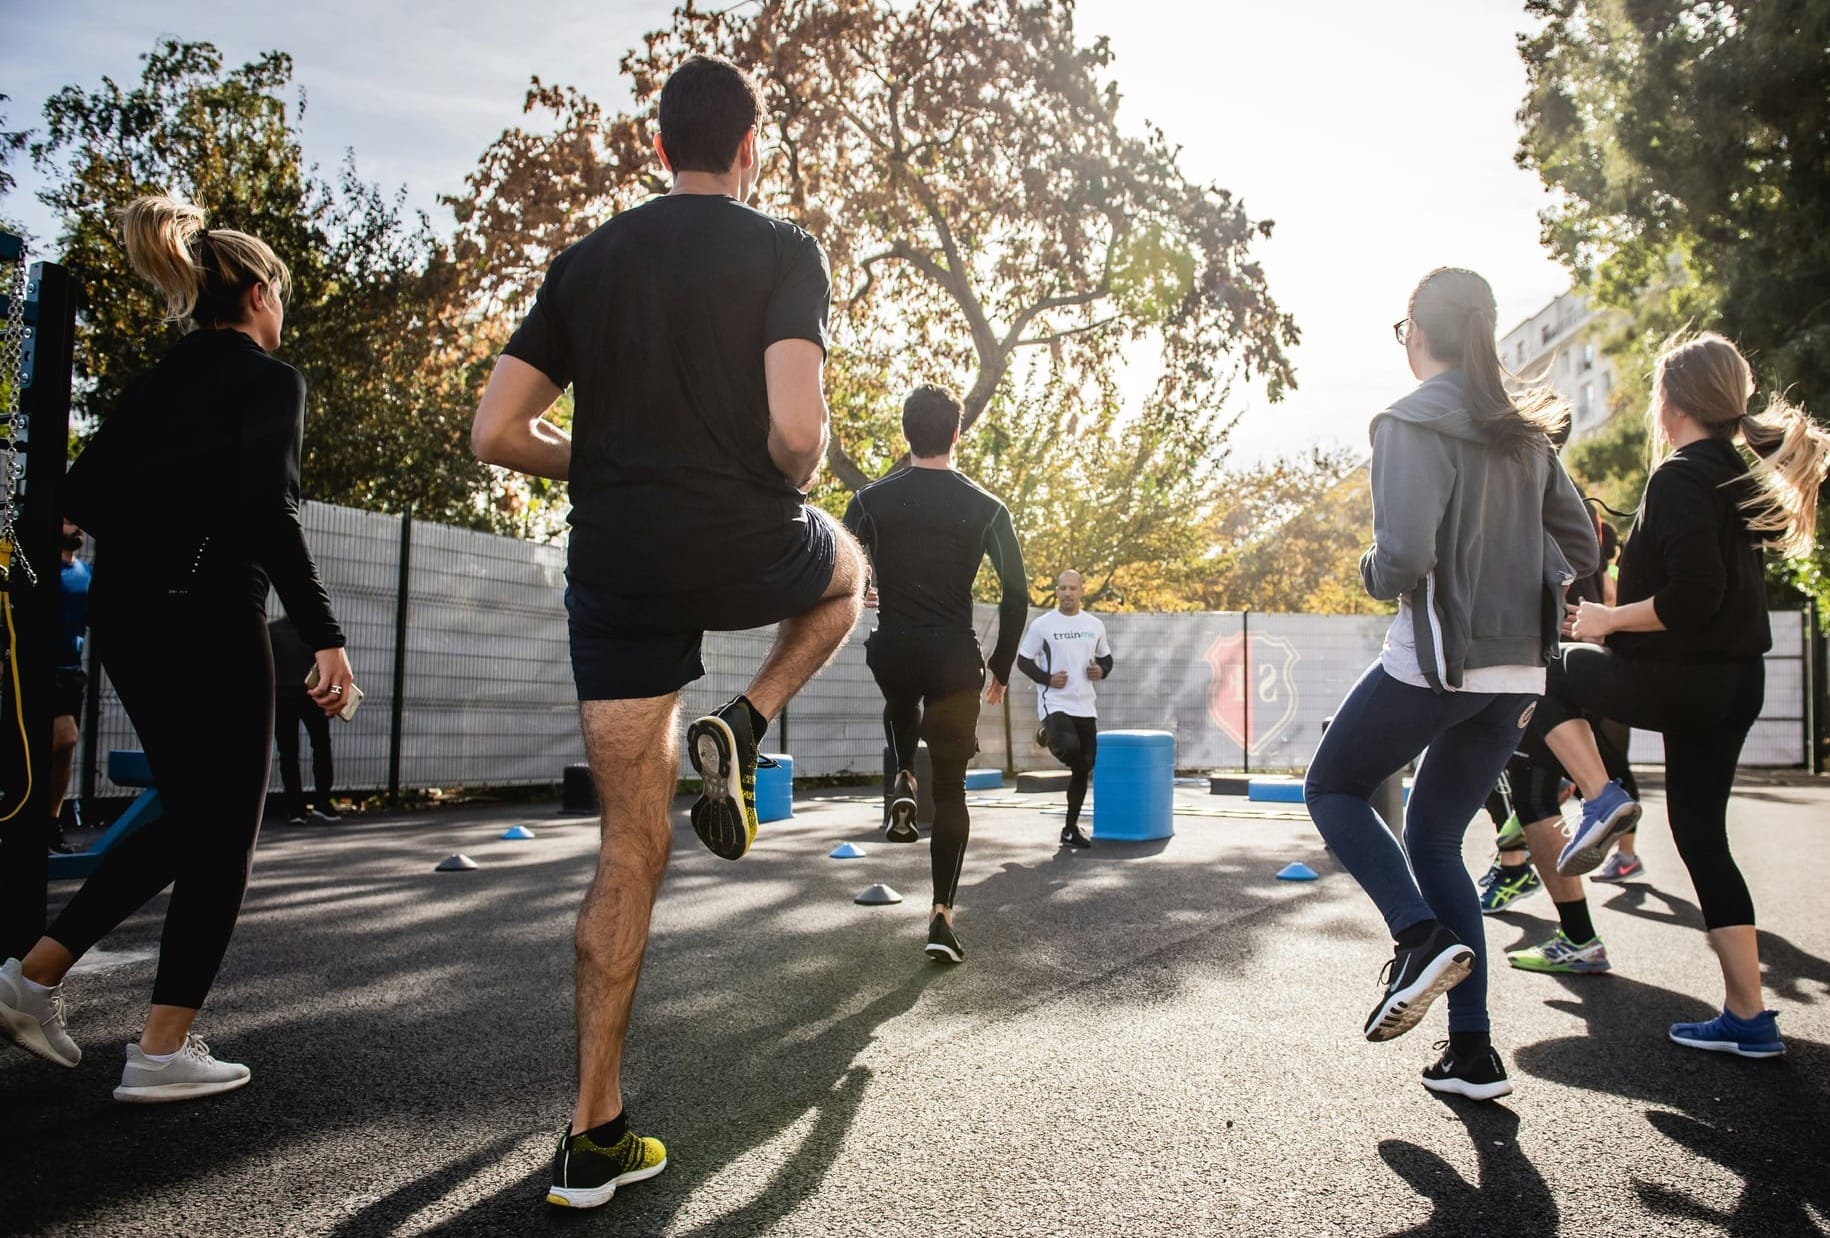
[71,502,1816,803]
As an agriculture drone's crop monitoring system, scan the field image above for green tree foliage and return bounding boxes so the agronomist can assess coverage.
[1516,0,1830,604]
[1196,449,1388,615]
[451,0,1300,590]
[29,41,504,528]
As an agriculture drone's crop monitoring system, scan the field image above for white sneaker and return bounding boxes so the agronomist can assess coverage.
[113,1034,251,1103]
[0,956,81,1067]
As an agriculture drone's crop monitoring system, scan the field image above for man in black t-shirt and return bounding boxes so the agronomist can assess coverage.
[842,385,1028,964]
[471,54,866,1212]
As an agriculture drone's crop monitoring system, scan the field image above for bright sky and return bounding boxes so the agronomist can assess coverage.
[1,0,1569,465]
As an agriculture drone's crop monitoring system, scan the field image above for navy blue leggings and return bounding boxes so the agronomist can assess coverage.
[1305,662,1536,1034]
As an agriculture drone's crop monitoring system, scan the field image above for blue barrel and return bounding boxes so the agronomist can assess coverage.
[964,768,1003,790]
[1090,730,1175,841]
[756,753,794,823]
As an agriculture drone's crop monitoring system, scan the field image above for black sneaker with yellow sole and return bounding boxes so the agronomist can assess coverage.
[547,1124,668,1209]
[687,698,761,860]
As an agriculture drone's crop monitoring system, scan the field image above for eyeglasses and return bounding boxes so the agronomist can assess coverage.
[1392,319,1411,346]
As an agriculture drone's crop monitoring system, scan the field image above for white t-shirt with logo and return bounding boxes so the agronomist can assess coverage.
[1017,608,1111,720]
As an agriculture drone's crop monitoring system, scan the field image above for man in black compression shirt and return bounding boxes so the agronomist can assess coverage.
[842,385,1029,964]
[471,55,866,1212]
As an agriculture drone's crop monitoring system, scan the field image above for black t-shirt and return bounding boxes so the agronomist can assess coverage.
[842,467,1030,683]
[504,194,831,587]
[1610,437,1771,662]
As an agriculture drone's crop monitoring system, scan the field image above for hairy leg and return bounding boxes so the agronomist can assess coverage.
[572,693,680,1134]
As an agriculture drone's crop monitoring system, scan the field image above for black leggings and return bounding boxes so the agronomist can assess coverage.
[48,598,275,1008]
[275,690,334,814]
[1534,645,1764,929]
[867,627,983,908]
[1043,713,1098,830]
[1506,718,1638,827]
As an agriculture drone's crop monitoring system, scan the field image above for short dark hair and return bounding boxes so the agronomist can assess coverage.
[903,385,962,457]
[658,55,764,175]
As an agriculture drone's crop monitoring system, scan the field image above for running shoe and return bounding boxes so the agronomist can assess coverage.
[687,698,760,861]
[0,957,80,1068]
[925,913,964,964]
[113,1035,250,1102]
[547,1123,668,1208]
[1364,923,1474,1042]
[1493,812,1527,852]
[1669,1009,1785,1059]
[1479,866,1543,915]
[1420,1041,1514,1101]
[1556,780,1641,876]
[1060,824,1092,849]
[1506,930,1611,974]
[885,770,919,843]
[1591,850,1646,883]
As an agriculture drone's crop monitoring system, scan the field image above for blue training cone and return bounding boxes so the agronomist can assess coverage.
[1276,862,1319,881]
[501,825,536,840]
[829,842,867,859]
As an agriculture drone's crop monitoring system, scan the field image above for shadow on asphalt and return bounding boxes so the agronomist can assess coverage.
[1516,974,1829,1238]
[5,801,1333,1236]
[1599,883,1830,1004]
[1377,1100,1557,1238]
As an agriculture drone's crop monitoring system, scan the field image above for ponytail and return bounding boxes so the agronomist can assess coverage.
[1409,267,1568,458]
[1655,331,1830,557]
[1740,397,1830,557]
[117,194,291,328]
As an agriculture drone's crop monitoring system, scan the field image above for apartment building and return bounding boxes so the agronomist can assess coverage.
[1498,290,1620,441]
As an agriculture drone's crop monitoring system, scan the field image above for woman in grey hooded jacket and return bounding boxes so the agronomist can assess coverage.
[1303,267,1598,1101]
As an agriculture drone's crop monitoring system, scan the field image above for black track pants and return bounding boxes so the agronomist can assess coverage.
[1043,712,1098,831]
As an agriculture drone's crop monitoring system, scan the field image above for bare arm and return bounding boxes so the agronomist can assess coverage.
[471,355,572,481]
[764,338,829,492]
[1567,596,1665,642]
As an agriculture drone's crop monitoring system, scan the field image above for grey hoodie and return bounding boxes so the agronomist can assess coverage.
[1360,370,1599,692]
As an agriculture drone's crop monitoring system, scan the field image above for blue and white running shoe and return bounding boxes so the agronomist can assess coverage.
[1556,780,1641,877]
[1669,1009,1785,1059]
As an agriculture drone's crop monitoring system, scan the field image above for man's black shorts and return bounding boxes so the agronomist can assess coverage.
[50,667,86,721]
[566,505,841,700]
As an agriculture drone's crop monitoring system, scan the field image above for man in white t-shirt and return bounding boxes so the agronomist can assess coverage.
[1014,569,1112,848]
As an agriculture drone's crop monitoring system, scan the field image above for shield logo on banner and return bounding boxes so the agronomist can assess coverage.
[1204,631,1302,756]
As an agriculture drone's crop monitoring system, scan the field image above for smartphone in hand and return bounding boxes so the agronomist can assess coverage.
[304,665,364,722]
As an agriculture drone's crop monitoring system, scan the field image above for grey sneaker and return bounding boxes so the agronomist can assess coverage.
[114,1034,251,1103]
[0,957,81,1067]
[1591,850,1646,883]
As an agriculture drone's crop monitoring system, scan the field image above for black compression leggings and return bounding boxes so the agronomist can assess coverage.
[1044,713,1098,830]
[1534,645,1764,930]
[868,628,983,908]
[48,598,276,1008]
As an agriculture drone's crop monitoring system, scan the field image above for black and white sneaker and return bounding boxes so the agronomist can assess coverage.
[686,698,760,861]
[1420,1041,1514,1101]
[1060,824,1092,849]
[885,770,919,843]
[924,913,963,963]
[1363,923,1474,1042]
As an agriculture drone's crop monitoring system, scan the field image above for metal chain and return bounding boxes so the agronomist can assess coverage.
[0,243,33,587]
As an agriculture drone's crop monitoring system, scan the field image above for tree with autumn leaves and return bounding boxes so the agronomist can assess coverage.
[10,5,1386,611]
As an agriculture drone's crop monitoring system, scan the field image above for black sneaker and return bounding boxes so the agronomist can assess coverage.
[310,807,342,823]
[925,913,963,963]
[1060,824,1092,849]
[687,698,760,861]
[547,1123,668,1209]
[885,770,919,843]
[1363,923,1474,1042]
[1420,1041,1514,1101]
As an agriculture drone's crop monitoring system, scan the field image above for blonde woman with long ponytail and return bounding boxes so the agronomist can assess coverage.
[1535,331,1830,1058]
[0,195,357,1102]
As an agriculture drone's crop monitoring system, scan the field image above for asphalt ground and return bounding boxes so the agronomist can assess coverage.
[3,773,1827,1237]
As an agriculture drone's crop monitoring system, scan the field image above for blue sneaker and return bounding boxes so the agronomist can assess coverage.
[1556,780,1641,877]
[1669,1009,1785,1059]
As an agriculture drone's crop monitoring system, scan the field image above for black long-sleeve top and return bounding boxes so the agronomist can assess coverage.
[63,329,344,650]
[841,466,1028,683]
[1609,437,1770,663]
